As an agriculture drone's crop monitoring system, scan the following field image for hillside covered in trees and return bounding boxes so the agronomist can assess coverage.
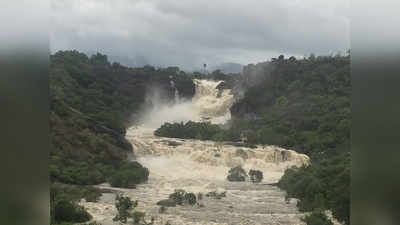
[50,50,195,225]
[232,54,350,224]
[230,54,350,159]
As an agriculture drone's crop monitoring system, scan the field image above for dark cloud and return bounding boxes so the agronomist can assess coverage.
[51,0,349,70]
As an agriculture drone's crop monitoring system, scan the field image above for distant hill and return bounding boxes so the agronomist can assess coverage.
[210,62,243,74]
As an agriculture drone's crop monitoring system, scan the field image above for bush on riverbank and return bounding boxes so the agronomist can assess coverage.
[302,211,333,225]
[50,183,94,224]
[109,161,149,188]
[278,153,350,225]
[154,121,241,142]
[53,200,92,223]
[51,183,103,203]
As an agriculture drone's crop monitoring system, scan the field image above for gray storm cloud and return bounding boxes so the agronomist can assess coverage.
[51,0,349,70]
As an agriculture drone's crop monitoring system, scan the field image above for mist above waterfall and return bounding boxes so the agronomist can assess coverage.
[137,79,235,128]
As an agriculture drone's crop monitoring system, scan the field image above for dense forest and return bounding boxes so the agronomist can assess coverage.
[279,153,350,224]
[232,54,350,225]
[230,54,350,159]
[50,50,195,225]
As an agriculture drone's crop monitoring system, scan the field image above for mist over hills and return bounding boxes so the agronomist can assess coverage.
[190,62,243,74]
[94,53,243,74]
[209,62,243,74]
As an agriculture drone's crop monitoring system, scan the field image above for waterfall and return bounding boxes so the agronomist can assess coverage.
[139,79,235,128]
[128,79,309,180]
[192,79,234,123]
[81,79,310,225]
[169,78,180,103]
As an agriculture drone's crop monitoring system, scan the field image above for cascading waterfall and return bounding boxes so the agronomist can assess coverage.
[138,79,235,128]
[192,79,235,123]
[81,79,311,225]
[169,77,180,103]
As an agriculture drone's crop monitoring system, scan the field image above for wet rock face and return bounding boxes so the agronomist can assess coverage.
[157,199,177,207]
[235,149,249,160]
[173,76,195,100]
[87,118,133,153]
[216,81,229,91]
[162,140,181,147]
[227,166,248,182]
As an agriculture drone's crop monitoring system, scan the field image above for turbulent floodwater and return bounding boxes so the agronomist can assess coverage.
[81,79,311,225]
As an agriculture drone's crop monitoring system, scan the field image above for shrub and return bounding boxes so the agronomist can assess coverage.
[205,191,226,199]
[168,189,197,206]
[249,169,263,183]
[113,194,137,223]
[155,121,222,140]
[109,162,149,188]
[53,200,92,223]
[184,193,197,205]
[227,166,247,182]
[302,211,333,225]
[278,154,350,224]
[168,189,186,205]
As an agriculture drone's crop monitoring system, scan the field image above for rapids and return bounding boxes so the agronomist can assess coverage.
[81,79,311,225]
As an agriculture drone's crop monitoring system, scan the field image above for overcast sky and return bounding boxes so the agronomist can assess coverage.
[51,0,349,70]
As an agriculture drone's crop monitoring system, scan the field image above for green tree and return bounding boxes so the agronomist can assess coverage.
[302,211,333,225]
[113,194,137,223]
[249,170,263,183]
